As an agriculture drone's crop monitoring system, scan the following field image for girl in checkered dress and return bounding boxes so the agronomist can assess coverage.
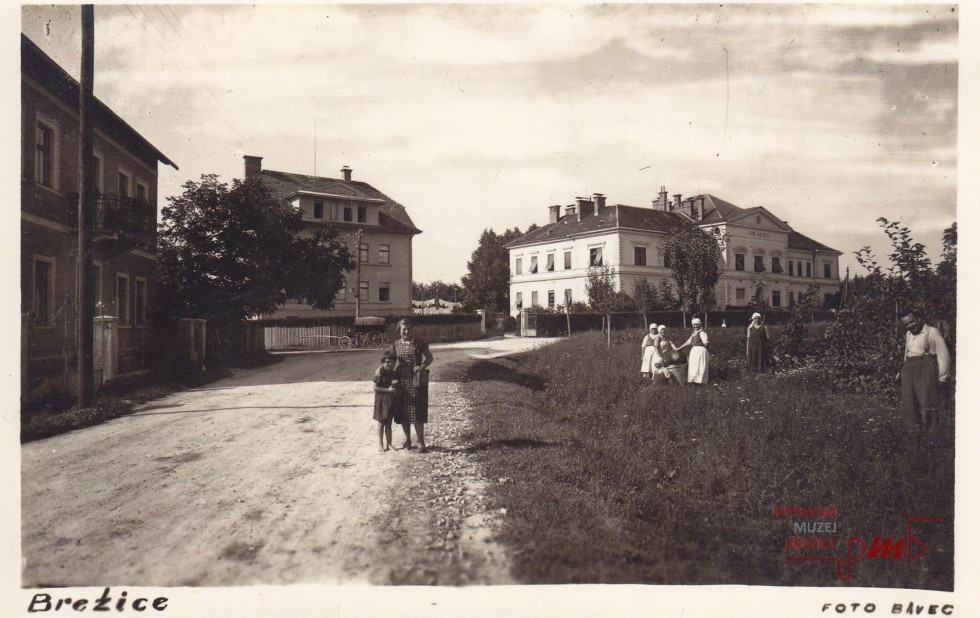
[391,318,434,453]
[372,349,399,452]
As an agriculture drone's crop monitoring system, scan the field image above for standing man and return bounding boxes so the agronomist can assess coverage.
[897,310,952,431]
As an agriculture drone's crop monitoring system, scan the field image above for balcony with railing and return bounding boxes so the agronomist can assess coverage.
[67,193,157,252]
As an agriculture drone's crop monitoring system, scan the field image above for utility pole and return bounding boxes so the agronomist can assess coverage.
[76,5,95,406]
[354,228,363,319]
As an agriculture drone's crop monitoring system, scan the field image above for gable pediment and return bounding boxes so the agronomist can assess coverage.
[725,207,793,232]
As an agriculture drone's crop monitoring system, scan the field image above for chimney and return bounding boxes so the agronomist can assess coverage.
[592,193,606,216]
[565,205,577,218]
[674,194,683,210]
[576,197,593,222]
[244,155,263,178]
[341,166,352,182]
[548,204,561,224]
[659,186,668,210]
[697,197,705,221]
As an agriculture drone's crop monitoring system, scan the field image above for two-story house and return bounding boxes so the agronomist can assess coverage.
[506,187,841,314]
[21,34,177,394]
[244,157,421,317]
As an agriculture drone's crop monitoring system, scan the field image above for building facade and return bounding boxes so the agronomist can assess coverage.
[21,34,177,393]
[245,157,420,318]
[506,188,841,314]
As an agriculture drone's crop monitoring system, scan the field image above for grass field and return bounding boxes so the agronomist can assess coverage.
[459,328,954,589]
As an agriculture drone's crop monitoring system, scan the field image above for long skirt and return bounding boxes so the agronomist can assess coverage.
[687,347,709,384]
[640,346,660,375]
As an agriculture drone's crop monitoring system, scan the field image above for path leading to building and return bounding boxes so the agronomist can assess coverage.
[21,336,559,587]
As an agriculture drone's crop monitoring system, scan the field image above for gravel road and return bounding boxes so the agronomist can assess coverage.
[21,336,558,587]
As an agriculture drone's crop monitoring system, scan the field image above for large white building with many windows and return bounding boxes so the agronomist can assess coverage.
[505,187,842,314]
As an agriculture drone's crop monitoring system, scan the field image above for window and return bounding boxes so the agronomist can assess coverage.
[118,169,132,198]
[329,201,338,221]
[359,281,369,300]
[531,291,539,307]
[35,118,56,188]
[797,261,803,277]
[634,246,647,266]
[564,289,572,305]
[825,293,835,305]
[735,287,745,302]
[530,256,538,273]
[515,292,523,309]
[772,291,782,307]
[771,257,783,274]
[93,151,104,194]
[134,278,147,325]
[548,290,555,309]
[32,257,55,323]
[379,282,390,302]
[589,247,603,267]
[336,278,346,301]
[343,206,353,222]
[515,258,522,275]
[788,261,794,276]
[664,253,671,269]
[359,243,369,264]
[735,254,745,271]
[806,262,812,278]
[116,275,130,325]
[564,251,572,269]
[823,262,832,278]
[313,201,324,219]
[136,180,149,203]
[378,244,390,265]
[357,206,367,223]
[93,261,104,313]
[754,255,765,272]
[546,254,555,272]
[789,291,795,306]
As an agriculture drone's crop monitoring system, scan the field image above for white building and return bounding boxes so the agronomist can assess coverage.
[505,188,841,313]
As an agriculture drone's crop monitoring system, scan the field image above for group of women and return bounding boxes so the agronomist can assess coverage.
[639,312,770,384]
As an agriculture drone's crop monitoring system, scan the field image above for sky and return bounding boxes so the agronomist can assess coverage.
[16,3,959,284]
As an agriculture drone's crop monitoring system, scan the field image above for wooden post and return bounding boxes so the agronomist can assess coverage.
[76,5,95,406]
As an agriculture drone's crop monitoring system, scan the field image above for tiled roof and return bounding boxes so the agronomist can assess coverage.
[787,230,840,254]
[22,35,177,170]
[254,169,421,234]
[697,195,746,223]
[505,204,689,248]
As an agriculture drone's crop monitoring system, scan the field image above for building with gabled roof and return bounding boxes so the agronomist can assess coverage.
[505,187,842,314]
[22,34,177,394]
[244,156,421,317]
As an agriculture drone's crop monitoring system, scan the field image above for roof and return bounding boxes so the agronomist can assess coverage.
[21,34,177,171]
[253,169,421,234]
[505,204,689,248]
[506,193,840,254]
[787,230,841,254]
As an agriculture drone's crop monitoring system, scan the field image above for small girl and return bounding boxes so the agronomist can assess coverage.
[372,350,400,452]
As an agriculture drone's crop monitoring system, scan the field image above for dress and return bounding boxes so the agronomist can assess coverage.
[685,330,709,384]
[392,338,431,424]
[372,366,398,422]
[746,324,769,373]
[640,334,661,374]
[900,324,951,430]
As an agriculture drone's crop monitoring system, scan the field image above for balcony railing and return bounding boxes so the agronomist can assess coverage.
[67,193,157,245]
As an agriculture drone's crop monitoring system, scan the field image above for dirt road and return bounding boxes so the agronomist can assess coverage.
[21,336,558,587]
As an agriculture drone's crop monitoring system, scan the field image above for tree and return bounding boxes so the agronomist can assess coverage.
[659,223,724,319]
[585,265,617,312]
[461,227,529,312]
[157,174,354,324]
[633,277,656,325]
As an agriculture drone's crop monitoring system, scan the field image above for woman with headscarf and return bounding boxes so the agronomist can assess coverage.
[391,317,434,452]
[639,323,659,378]
[674,317,709,384]
[746,312,770,374]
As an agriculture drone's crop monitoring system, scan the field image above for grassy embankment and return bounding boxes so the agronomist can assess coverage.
[459,328,953,589]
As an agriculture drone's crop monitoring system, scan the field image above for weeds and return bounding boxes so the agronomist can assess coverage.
[463,330,953,588]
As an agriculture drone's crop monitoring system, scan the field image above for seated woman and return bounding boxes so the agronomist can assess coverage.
[654,325,684,384]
